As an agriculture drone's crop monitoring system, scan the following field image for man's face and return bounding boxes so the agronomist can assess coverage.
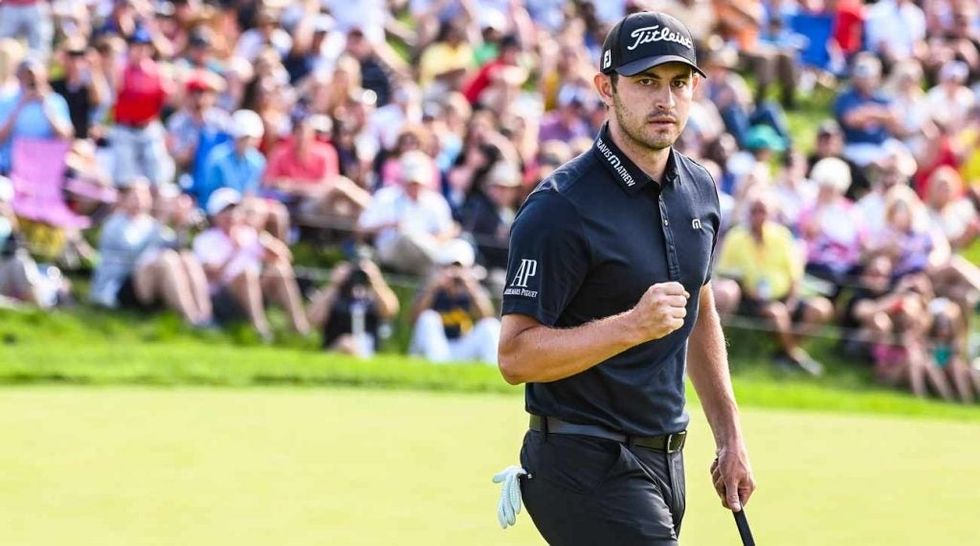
[603,62,697,152]
[748,200,768,231]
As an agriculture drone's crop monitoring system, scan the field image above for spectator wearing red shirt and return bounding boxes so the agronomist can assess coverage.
[264,115,370,224]
[461,35,527,109]
[110,28,173,186]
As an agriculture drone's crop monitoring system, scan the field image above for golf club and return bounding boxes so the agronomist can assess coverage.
[733,509,755,546]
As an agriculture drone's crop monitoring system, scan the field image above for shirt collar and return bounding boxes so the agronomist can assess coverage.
[591,122,679,194]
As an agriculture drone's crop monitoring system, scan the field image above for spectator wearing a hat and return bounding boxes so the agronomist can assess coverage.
[165,71,231,183]
[357,150,463,275]
[459,161,521,273]
[50,40,109,140]
[799,157,868,296]
[926,61,975,131]
[537,84,594,143]
[0,0,53,60]
[409,240,500,365]
[90,180,213,325]
[111,28,175,186]
[264,114,370,223]
[833,53,903,167]
[192,187,310,340]
[0,57,73,175]
[716,191,832,376]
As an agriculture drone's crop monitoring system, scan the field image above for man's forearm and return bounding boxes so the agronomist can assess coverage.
[687,290,743,446]
[498,311,640,385]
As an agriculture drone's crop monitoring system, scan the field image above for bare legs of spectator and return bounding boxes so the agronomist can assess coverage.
[794,297,834,338]
[759,299,827,374]
[711,279,741,318]
[260,259,310,335]
[180,251,213,321]
[945,357,976,404]
[242,197,290,241]
[229,268,272,339]
[133,249,212,325]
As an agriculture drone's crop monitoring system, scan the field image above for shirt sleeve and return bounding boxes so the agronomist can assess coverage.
[501,190,590,326]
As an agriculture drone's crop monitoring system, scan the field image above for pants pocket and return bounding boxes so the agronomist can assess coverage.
[521,430,623,495]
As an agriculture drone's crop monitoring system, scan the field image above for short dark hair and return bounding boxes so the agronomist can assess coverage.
[609,72,619,92]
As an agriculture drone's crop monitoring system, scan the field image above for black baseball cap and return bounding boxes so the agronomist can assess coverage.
[600,11,705,78]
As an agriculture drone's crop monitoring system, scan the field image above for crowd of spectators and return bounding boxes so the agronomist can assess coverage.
[0,0,978,401]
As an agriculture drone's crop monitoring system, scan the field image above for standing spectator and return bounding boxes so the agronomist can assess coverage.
[49,39,109,140]
[409,242,500,364]
[418,21,475,93]
[165,72,231,187]
[717,192,833,375]
[307,259,399,356]
[111,28,173,186]
[357,151,464,275]
[0,57,73,175]
[192,188,310,340]
[0,0,53,60]
[90,181,213,326]
[834,53,902,167]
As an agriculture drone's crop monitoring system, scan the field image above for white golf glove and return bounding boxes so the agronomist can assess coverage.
[492,465,528,529]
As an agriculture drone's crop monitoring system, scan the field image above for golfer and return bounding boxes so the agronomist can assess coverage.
[496,11,755,545]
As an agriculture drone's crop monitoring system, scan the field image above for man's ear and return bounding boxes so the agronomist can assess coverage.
[593,72,614,108]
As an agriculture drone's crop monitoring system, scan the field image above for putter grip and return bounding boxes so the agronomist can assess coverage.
[733,509,755,546]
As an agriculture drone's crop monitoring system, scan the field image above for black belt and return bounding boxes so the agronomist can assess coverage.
[529,415,686,453]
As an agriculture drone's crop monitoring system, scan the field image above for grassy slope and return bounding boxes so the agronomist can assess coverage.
[2,305,979,422]
[0,387,978,546]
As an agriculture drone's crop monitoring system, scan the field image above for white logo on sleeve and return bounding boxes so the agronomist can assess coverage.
[504,259,539,298]
[691,218,702,230]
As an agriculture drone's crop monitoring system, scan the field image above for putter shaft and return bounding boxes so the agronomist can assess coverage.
[733,509,755,546]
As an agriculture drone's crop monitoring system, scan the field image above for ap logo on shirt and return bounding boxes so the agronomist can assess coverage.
[504,259,539,298]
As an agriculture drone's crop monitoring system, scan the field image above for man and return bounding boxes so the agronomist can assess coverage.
[0,57,73,175]
[833,53,903,167]
[716,192,834,376]
[0,0,53,60]
[50,39,109,140]
[495,12,755,545]
[165,71,230,184]
[357,150,462,276]
[409,241,499,365]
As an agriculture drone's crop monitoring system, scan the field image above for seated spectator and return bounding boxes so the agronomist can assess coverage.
[409,242,499,364]
[0,175,68,308]
[717,192,833,376]
[0,57,73,175]
[839,254,898,360]
[111,29,174,187]
[418,21,475,92]
[925,61,975,133]
[537,84,594,143]
[799,157,867,294]
[883,60,934,160]
[925,167,979,251]
[869,186,946,284]
[926,297,979,404]
[806,120,871,200]
[772,149,817,230]
[357,151,465,276]
[165,71,231,188]
[855,145,917,236]
[460,162,521,274]
[307,259,399,357]
[198,109,289,240]
[90,181,212,326]
[193,188,309,340]
[864,0,927,66]
[833,53,903,167]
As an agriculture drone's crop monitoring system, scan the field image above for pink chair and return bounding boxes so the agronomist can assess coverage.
[9,138,90,229]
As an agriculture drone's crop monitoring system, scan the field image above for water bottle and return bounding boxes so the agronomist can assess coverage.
[756,277,772,301]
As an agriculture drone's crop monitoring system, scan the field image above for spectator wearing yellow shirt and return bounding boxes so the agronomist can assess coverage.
[717,193,834,375]
[418,22,475,92]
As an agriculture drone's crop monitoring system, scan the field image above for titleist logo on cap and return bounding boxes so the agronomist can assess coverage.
[626,25,693,51]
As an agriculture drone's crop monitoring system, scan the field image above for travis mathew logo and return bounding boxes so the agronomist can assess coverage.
[626,25,694,51]
[504,259,538,298]
[595,136,636,187]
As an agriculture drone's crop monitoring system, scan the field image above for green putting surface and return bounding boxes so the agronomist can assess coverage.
[1,387,977,545]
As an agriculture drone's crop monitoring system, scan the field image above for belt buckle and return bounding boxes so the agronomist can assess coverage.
[666,431,685,453]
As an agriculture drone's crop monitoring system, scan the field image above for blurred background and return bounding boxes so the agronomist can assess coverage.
[0,0,978,544]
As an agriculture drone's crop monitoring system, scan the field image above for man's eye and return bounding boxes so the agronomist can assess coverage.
[672,80,689,88]
[637,79,654,86]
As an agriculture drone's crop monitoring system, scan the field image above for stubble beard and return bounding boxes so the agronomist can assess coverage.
[613,94,678,152]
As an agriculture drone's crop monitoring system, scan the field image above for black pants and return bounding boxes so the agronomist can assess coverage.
[519,430,686,546]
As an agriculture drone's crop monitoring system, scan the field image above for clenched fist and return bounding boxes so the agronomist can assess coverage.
[628,282,690,342]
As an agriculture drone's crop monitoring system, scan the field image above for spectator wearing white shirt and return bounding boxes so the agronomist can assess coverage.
[357,150,465,275]
[192,188,309,340]
[925,61,975,132]
[235,9,292,62]
[865,0,927,66]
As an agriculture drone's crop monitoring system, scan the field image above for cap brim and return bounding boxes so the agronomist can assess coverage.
[616,55,706,78]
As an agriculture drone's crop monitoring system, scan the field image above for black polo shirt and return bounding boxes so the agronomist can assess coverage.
[502,123,721,436]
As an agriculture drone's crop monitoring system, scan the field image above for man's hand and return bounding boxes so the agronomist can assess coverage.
[710,443,756,512]
[628,282,689,342]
